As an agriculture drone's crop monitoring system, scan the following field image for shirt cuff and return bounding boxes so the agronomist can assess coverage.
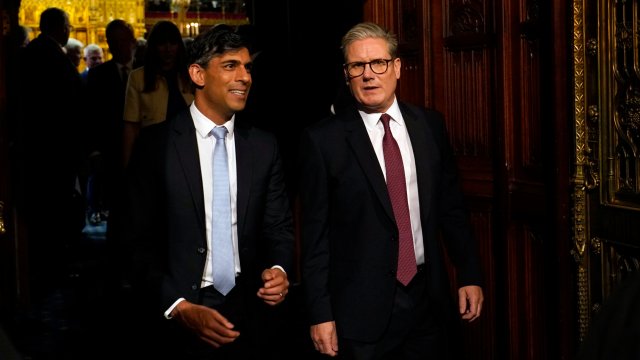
[164,298,186,319]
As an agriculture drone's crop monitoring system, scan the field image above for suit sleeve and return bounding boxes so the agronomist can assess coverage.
[260,135,295,275]
[298,127,334,326]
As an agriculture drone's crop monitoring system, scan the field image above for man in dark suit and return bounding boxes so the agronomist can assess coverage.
[85,19,136,225]
[299,22,484,359]
[122,25,294,359]
[77,19,137,356]
[14,6,86,303]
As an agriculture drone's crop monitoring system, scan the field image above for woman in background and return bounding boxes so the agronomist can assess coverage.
[122,20,193,166]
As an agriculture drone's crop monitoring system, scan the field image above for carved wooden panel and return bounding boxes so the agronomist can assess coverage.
[574,0,640,344]
[442,0,493,160]
[368,0,571,358]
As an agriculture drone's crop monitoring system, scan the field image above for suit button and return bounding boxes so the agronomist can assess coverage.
[192,284,198,290]
[197,247,206,254]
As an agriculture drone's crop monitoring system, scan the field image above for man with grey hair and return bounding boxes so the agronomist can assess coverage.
[64,37,84,69]
[80,43,104,82]
[299,21,484,359]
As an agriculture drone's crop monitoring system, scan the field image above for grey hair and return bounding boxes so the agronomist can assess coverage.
[83,43,103,57]
[341,22,398,61]
[65,37,83,51]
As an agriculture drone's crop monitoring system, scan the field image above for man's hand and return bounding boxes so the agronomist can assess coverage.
[459,285,483,322]
[257,267,289,305]
[311,321,338,357]
[171,300,240,348]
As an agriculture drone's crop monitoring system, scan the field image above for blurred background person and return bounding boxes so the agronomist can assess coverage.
[8,24,32,48]
[80,43,104,83]
[77,18,139,357]
[84,18,137,274]
[6,25,32,147]
[13,7,88,358]
[133,37,147,69]
[64,37,84,71]
[122,20,193,166]
[85,19,136,222]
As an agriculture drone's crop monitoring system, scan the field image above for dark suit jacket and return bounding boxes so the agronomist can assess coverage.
[16,33,86,194]
[86,59,128,173]
[123,108,294,318]
[299,101,482,343]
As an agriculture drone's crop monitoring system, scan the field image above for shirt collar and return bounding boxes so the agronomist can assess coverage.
[190,102,235,139]
[359,97,403,129]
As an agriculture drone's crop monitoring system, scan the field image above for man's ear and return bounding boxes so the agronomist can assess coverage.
[188,64,205,87]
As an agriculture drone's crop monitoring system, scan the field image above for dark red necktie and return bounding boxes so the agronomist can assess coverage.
[381,113,417,286]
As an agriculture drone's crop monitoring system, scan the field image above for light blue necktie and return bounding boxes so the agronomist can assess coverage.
[211,126,235,295]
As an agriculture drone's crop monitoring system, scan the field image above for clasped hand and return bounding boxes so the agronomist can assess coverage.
[172,267,289,348]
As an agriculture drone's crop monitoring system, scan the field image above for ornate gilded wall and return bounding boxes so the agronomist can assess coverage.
[19,0,146,48]
[573,0,640,342]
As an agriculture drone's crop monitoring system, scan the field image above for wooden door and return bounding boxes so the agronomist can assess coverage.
[573,0,640,347]
[364,0,574,359]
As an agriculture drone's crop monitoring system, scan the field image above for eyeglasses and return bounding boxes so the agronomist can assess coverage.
[344,58,394,78]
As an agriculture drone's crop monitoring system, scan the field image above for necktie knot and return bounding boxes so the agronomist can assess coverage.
[380,114,394,139]
[212,126,228,140]
[380,113,392,126]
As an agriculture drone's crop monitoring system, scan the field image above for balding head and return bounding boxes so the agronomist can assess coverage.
[39,7,71,46]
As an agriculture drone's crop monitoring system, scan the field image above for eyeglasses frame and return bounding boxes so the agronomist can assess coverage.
[343,58,396,78]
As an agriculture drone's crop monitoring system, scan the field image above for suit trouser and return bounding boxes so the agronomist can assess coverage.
[338,266,446,360]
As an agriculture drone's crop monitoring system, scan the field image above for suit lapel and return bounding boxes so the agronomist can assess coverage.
[171,111,205,227]
[343,108,396,222]
[400,103,432,222]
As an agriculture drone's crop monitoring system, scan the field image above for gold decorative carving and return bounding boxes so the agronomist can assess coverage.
[586,38,597,56]
[577,265,589,342]
[572,0,590,342]
[19,0,146,59]
[591,237,601,255]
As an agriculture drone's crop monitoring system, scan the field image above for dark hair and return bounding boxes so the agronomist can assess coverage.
[188,24,249,68]
[142,20,189,93]
[39,7,67,35]
[105,19,134,44]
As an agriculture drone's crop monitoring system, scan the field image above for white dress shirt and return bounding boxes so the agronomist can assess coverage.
[191,103,241,287]
[359,97,425,265]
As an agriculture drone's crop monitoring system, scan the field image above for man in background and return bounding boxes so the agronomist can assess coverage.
[85,19,136,235]
[64,37,83,70]
[13,7,87,357]
[67,18,139,357]
[80,43,104,83]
